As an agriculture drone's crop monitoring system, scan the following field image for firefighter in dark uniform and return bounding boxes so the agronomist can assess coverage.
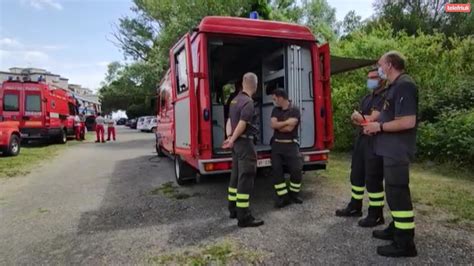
[335,68,387,228]
[364,51,418,257]
[223,72,264,228]
[269,89,303,208]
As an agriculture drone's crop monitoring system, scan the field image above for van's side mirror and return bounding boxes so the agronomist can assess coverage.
[43,98,48,103]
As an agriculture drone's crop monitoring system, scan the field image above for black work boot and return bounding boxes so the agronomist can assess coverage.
[377,231,417,257]
[372,221,395,240]
[228,202,237,219]
[359,206,385,227]
[289,191,303,204]
[335,199,362,217]
[237,209,264,228]
[274,194,291,209]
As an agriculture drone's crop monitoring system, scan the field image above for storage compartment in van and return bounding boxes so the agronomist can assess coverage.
[208,36,315,155]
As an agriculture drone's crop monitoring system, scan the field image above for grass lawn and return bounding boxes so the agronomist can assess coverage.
[0,132,95,178]
[318,153,474,226]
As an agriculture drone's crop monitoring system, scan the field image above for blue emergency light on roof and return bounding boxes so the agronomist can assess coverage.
[249,11,259,19]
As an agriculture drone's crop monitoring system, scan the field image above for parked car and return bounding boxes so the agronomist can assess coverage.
[116,118,127,125]
[144,117,157,133]
[125,119,131,127]
[129,118,137,129]
[85,115,96,132]
[0,121,21,156]
[137,116,154,131]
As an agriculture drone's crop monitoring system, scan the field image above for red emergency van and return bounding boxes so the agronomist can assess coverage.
[155,16,334,185]
[0,79,78,143]
[0,121,21,156]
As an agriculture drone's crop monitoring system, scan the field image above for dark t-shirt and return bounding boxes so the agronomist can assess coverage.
[374,73,418,162]
[271,105,301,140]
[229,91,258,137]
[224,90,239,121]
[356,88,387,136]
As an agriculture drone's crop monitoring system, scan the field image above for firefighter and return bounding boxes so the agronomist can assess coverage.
[74,114,82,141]
[363,51,418,257]
[335,68,387,228]
[95,112,105,143]
[269,89,303,208]
[224,80,243,132]
[222,72,264,228]
[106,116,116,141]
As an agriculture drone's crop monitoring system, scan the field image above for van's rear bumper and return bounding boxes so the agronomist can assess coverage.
[198,149,329,175]
[20,127,62,139]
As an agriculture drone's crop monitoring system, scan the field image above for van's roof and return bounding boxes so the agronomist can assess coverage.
[198,16,316,42]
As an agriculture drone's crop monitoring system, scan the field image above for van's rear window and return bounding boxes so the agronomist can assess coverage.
[26,94,41,112]
[3,94,19,111]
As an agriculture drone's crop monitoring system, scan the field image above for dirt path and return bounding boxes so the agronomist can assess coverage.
[0,127,472,264]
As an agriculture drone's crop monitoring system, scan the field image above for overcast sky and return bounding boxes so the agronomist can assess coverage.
[0,0,375,91]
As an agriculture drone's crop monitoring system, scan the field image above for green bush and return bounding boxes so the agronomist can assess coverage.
[417,109,474,166]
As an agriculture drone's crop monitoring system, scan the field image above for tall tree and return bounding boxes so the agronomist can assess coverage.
[301,0,337,42]
[340,10,363,36]
[373,0,473,37]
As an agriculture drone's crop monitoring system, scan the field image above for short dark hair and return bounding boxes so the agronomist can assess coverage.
[272,89,288,100]
[383,51,406,71]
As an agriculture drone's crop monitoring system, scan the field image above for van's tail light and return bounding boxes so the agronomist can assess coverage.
[45,113,51,126]
[204,161,232,172]
[304,153,328,162]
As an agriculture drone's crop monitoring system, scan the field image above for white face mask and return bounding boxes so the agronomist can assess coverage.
[378,66,387,80]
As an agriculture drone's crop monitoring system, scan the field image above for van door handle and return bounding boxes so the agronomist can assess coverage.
[22,116,30,120]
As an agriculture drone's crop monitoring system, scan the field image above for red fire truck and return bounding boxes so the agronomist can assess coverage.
[155,16,335,185]
[0,121,21,156]
[0,79,80,143]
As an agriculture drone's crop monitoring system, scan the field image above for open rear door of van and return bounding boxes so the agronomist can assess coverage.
[171,33,198,157]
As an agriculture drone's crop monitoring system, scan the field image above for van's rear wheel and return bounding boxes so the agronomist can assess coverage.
[58,129,67,144]
[6,135,20,156]
[174,156,196,185]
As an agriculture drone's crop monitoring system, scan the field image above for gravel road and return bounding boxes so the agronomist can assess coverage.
[1,126,472,264]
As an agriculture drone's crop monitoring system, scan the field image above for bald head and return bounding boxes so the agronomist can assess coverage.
[242,72,258,95]
[378,50,406,82]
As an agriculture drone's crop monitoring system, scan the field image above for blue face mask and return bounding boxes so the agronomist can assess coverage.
[378,67,387,80]
[367,79,379,90]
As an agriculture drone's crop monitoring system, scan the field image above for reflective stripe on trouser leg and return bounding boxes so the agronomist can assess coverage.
[274,182,288,196]
[351,185,364,200]
[236,193,250,208]
[392,210,415,229]
[368,191,384,207]
[228,187,237,202]
[289,182,301,193]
